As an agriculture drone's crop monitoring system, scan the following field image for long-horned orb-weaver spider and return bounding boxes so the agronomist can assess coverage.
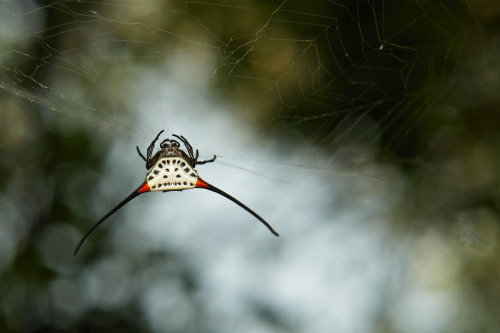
[73,130,279,255]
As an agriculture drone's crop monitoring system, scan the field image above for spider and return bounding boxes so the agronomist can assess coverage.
[73,130,279,255]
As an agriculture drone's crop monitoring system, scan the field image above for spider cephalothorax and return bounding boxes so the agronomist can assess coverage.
[73,131,279,255]
[135,131,216,191]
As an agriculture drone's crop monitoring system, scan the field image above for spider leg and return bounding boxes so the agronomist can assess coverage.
[196,155,217,165]
[143,130,164,169]
[171,134,184,145]
[172,134,194,160]
[147,130,165,162]
[136,146,147,162]
[195,178,279,236]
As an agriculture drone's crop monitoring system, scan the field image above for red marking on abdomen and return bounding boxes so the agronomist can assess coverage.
[195,178,209,189]
[137,182,151,193]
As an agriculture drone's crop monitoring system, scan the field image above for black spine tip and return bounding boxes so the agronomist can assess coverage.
[73,187,144,256]
[199,181,280,237]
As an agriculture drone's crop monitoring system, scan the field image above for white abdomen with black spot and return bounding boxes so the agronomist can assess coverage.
[145,157,198,191]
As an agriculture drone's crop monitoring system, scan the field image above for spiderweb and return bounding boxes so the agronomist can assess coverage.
[1,0,475,148]
[1,1,499,332]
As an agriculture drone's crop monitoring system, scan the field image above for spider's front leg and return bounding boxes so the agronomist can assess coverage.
[172,134,195,160]
[137,130,164,169]
[196,154,217,165]
[136,146,147,162]
[147,130,164,159]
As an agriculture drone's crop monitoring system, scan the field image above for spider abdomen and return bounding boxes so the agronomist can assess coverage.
[146,157,198,191]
